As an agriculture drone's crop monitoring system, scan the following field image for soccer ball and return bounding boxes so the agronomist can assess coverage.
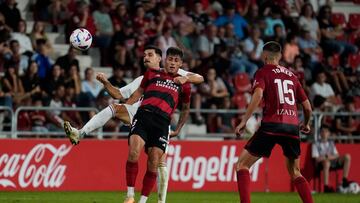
[69,28,92,51]
[348,182,360,194]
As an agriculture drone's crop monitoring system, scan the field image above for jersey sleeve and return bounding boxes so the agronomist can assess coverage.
[181,83,191,104]
[252,70,265,91]
[119,76,143,99]
[295,79,308,103]
[177,68,189,77]
[140,70,151,89]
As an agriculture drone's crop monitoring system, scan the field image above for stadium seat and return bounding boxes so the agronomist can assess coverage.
[232,93,248,109]
[348,13,360,30]
[348,53,360,69]
[51,44,69,59]
[331,13,346,27]
[348,32,360,45]
[234,73,251,93]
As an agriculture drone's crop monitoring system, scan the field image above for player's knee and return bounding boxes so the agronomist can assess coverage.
[147,158,159,172]
[128,149,140,162]
[344,153,351,162]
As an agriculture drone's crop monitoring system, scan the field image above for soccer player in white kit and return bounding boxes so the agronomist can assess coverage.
[63,46,203,203]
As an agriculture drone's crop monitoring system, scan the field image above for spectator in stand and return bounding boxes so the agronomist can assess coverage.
[335,97,358,143]
[291,56,309,94]
[0,0,21,31]
[55,46,79,74]
[216,96,235,133]
[195,24,220,59]
[173,21,193,59]
[111,2,129,32]
[108,65,127,89]
[30,21,49,50]
[31,39,53,79]
[318,5,357,62]
[93,3,113,66]
[29,97,48,135]
[298,3,320,41]
[283,33,300,65]
[81,67,101,100]
[47,0,69,32]
[214,2,248,40]
[47,84,65,131]
[310,71,338,106]
[110,20,135,66]
[0,75,12,109]
[63,83,83,128]
[322,55,349,95]
[298,28,322,65]
[169,2,192,26]
[66,0,96,42]
[263,6,285,38]
[312,126,352,192]
[194,68,229,124]
[21,61,40,94]
[245,4,263,29]
[2,62,24,104]
[347,70,360,97]
[189,0,211,32]
[243,25,264,68]
[64,63,81,95]
[8,39,29,76]
[268,23,286,47]
[41,64,64,101]
[156,23,177,57]
[11,20,33,54]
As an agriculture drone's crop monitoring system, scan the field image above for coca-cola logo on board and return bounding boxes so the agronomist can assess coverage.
[0,144,72,188]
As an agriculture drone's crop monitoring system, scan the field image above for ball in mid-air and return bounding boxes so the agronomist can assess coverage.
[69,28,92,51]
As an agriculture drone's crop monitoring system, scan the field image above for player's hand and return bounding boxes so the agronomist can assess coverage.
[169,130,179,138]
[174,76,188,85]
[300,123,311,134]
[96,72,109,84]
[235,121,247,137]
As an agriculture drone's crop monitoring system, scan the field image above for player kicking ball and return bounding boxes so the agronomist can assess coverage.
[235,41,314,203]
[63,46,203,203]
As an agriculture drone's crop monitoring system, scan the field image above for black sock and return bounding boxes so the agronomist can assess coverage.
[343,178,349,187]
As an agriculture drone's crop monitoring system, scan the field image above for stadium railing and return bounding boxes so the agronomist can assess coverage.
[0,106,359,141]
[0,106,14,137]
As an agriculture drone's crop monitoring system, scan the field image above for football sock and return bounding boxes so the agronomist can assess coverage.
[126,161,138,197]
[342,177,349,187]
[157,166,168,203]
[236,169,251,203]
[293,176,313,203]
[141,170,157,197]
[139,195,148,203]
[79,105,114,137]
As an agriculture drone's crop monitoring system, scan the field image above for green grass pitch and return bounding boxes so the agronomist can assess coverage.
[0,192,359,203]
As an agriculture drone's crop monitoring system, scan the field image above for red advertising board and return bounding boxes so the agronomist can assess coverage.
[0,139,359,192]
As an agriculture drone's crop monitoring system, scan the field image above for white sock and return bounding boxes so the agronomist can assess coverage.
[127,186,135,198]
[157,166,168,203]
[139,195,148,203]
[79,106,114,137]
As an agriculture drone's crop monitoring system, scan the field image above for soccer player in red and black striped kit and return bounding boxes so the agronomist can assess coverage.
[124,47,191,203]
[235,41,314,203]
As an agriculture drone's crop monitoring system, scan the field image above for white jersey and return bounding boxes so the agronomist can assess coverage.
[119,68,190,122]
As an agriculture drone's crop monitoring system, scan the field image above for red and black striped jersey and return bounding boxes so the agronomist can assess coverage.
[139,69,191,120]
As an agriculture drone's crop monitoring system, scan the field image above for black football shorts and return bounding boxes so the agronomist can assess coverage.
[245,125,301,159]
[129,109,170,152]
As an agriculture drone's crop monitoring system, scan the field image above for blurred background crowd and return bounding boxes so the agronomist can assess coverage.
[0,0,359,141]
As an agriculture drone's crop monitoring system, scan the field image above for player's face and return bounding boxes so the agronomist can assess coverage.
[143,49,161,69]
[164,55,182,74]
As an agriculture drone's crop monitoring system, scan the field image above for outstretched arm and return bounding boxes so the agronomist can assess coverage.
[170,102,190,138]
[235,87,263,136]
[126,87,144,105]
[96,73,123,100]
[175,69,204,85]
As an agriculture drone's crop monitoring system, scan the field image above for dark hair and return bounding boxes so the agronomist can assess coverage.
[166,47,184,60]
[144,45,162,57]
[313,95,326,108]
[320,125,330,131]
[263,41,282,53]
[300,3,315,18]
[36,38,47,47]
[9,39,19,46]
[286,32,297,43]
[344,96,354,105]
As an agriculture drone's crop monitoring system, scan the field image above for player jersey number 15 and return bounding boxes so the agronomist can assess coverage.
[274,79,295,105]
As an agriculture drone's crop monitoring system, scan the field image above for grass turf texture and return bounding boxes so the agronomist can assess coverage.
[0,192,359,203]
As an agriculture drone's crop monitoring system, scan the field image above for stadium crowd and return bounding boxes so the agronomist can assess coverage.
[0,0,359,141]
